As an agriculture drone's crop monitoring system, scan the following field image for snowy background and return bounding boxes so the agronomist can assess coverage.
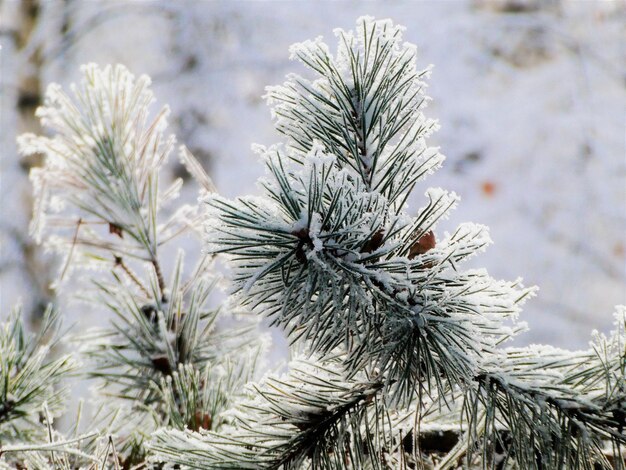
[1,0,625,357]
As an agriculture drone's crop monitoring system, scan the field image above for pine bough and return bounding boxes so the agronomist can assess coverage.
[6,16,625,470]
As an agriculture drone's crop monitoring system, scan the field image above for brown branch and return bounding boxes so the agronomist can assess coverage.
[58,218,82,283]
[114,255,150,298]
[151,256,168,303]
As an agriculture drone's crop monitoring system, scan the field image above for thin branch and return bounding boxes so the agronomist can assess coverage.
[113,255,150,298]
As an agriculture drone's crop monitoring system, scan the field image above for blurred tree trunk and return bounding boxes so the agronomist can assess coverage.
[0,0,55,324]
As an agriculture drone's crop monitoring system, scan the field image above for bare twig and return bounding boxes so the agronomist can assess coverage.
[114,255,150,298]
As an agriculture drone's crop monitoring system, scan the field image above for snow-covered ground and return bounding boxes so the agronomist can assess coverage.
[2,1,625,359]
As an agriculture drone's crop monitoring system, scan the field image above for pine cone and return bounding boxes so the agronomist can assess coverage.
[408,230,436,259]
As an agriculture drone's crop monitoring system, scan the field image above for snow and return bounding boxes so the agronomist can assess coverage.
[1,1,625,358]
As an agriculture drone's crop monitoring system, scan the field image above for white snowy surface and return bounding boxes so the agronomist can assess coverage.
[1,1,625,362]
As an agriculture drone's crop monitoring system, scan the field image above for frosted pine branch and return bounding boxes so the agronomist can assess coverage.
[206,17,534,407]
[0,307,77,466]
[9,15,625,470]
[191,16,625,469]
[19,64,180,299]
[463,309,626,469]
[17,64,262,466]
[267,17,443,207]
[151,358,415,469]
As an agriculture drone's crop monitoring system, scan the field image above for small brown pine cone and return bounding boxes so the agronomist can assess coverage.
[193,410,212,431]
[108,222,124,238]
[361,229,385,253]
[151,355,172,375]
[408,230,436,259]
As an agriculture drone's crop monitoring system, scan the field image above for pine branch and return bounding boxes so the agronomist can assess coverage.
[198,16,626,469]
[463,311,626,469]
[19,64,262,465]
[266,17,443,208]
[18,64,180,301]
[150,358,415,469]
[206,19,533,406]
[12,16,626,470]
[82,253,259,430]
[0,306,76,448]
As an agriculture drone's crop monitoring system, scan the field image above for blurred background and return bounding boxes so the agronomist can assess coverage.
[1,0,625,352]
